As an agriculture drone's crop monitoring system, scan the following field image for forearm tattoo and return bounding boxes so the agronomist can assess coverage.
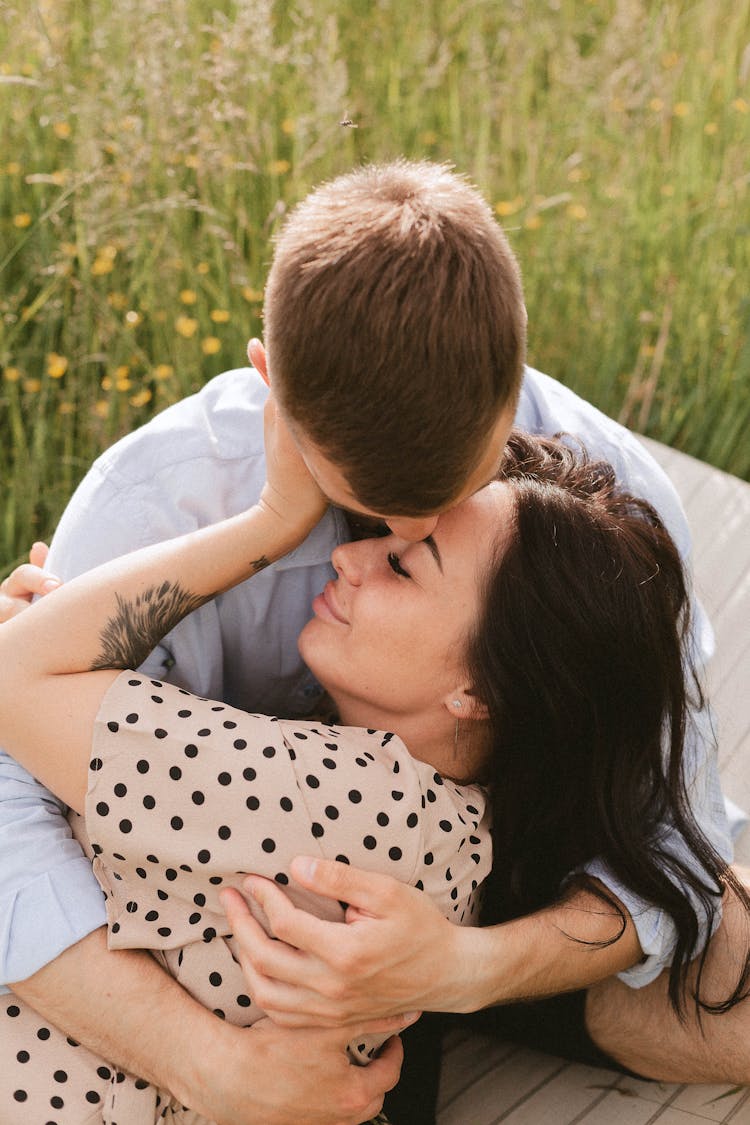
[90,581,212,671]
[250,555,271,573]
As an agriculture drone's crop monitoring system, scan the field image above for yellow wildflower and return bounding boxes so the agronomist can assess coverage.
[6,162,21,175]
[130,389,153,408]
[13,213,32,229]
[673,102,691,118]
[524,214,543,231]
[566,204,588,221]
[281,118,296,136]
[3,367,21,383]
[176,315,198,338]
[210,309,230,324]
[495,197,524,217]
[116,376,132,392]
[108,292,128,310]
[154,364,174,381]
[732,98,749,114]
[115,365,130,379]
[267,159,291,176]
[242,286,264,303]
[92,257,115,276]
[184,154,201,170]
[180,289,198,305]
[649,98,664,112]
[202,336,222,355]
[24,378,42,393]
[58,401,76,415]
[197,262,210,275]
[93,400,109,419]
[53,121,71,139]
[47,353,68,378]
[704,122,719,135]
[101,376,113,391]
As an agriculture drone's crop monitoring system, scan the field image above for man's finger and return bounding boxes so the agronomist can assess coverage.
[2,563,60,600]
[360,1033,404,1097]
[29,542,50,568]
[290,856,398,916]
[241,874,349,960]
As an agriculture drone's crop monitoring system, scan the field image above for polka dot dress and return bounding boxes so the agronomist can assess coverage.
[0,673,491,1123]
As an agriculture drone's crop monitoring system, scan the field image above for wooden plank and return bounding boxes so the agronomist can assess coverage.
[671,1083,750,1122]
[575,1089,673,1124]
[437,1046,566,1125]
[497,1062,639,1123]
[437,1029,517,1110]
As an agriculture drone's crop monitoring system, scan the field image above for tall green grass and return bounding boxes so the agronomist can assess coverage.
[1,0,749,573]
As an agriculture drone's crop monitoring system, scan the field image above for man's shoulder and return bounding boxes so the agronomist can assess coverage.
[94,366,268,487]
[517,366,690,555]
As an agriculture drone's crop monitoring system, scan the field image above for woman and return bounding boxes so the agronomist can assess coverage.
[0,430,742,1123]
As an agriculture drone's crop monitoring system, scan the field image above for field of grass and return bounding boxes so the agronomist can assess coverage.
[1,0,748,574]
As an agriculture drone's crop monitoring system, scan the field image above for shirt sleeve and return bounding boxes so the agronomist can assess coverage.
[583,706,732,988]
[83,675,492,952]
[0,751,106,992]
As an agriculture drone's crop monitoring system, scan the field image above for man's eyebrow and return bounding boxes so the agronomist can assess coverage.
[422,534,443,573]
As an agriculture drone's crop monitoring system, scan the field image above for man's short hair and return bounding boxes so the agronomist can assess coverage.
[264,159,526,515]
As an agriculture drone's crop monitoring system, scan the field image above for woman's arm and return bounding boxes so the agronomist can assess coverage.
[0,395,326,812]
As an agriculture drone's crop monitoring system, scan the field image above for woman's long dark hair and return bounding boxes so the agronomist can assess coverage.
[468,430,749,1017]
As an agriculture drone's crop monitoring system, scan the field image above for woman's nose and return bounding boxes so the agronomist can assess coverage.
[331,541,364,585]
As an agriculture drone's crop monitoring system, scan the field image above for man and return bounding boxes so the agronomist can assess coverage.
[0,160,741,1124]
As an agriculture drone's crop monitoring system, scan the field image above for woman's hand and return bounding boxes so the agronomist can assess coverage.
[259,392,328,544]
[0,543,59,621]
[221,859,481,1027]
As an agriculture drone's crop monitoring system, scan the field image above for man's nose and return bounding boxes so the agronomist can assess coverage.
[384,514,440,541]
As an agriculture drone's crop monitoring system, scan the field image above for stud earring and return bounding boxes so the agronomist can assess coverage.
[452,699,463,709]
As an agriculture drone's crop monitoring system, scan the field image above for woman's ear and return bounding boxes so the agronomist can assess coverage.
[247,338,269,385]
[443,688,489,723]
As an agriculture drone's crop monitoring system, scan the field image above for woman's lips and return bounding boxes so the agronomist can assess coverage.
[312,581,348,624]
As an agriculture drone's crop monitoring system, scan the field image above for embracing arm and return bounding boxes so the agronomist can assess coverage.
[223,858,642,1026]
[12,926,403,1125]
[0,402,326,812]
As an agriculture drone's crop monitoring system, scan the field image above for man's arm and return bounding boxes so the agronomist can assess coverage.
[221,861,642,1027]
[12,927,404,1125]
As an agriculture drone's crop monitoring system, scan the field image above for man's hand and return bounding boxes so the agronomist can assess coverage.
[0,542,59,621]
[189,1017,404,1125]
[220,858,474,1027]
[14,927,405,1125]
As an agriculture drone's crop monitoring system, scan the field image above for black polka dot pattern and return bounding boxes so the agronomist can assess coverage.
[17,672,490,1112]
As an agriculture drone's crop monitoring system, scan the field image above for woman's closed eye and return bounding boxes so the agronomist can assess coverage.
[387,551,411,579]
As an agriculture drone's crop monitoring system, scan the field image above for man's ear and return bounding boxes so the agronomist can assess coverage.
[443,687,489,723]
[247,338,269,385]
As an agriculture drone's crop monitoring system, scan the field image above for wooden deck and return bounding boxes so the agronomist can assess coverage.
[437,437,750,1125]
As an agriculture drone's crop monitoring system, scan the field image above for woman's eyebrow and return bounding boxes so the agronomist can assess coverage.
[422,534,443,573]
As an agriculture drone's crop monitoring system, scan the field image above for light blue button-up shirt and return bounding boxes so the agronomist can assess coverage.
[0,365,735,991]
